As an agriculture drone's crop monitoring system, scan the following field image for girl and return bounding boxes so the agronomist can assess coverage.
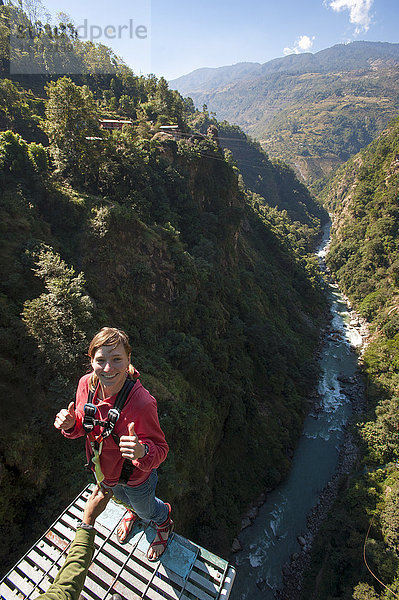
[54,327,173,560]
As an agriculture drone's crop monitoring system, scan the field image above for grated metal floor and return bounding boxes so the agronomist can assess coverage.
[0,485,235,600]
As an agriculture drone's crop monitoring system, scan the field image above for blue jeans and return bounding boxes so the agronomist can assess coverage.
[111,470,168,525]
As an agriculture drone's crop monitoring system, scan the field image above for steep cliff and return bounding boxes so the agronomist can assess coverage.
[0,121,326,574]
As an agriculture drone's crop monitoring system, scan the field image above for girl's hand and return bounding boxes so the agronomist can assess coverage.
[54,401,77,431]
[119,422,145,460]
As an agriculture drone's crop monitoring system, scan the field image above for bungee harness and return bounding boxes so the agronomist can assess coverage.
[83,377,137,484]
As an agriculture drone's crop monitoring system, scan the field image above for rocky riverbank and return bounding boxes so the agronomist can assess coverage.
[274,290,369,600]
[230,297,370,599]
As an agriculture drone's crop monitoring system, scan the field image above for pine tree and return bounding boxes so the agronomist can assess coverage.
[42,76,100,175]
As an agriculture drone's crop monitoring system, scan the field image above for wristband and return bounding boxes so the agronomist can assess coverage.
[78,521,95,530]
[142,443,149,457]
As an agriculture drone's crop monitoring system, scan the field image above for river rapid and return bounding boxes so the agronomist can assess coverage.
[230,225,366,600]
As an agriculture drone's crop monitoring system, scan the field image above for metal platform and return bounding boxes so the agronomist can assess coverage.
[0,485,235,600]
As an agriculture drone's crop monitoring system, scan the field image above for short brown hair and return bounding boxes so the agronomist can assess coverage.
[88,327,131,358]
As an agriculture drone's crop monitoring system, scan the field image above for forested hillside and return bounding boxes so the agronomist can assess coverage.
[0,2,328,576]
[302,116,399,599]
[170,42,399,187]
[188,110,326,228]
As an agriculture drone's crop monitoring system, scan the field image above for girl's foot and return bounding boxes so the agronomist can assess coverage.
[116,509,138,544]
[147,503,174,561]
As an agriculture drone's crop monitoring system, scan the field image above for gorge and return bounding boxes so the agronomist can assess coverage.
[230,225,368,599]
[0,4,398,597]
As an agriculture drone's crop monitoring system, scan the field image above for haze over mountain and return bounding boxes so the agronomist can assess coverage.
[170,41,399,184]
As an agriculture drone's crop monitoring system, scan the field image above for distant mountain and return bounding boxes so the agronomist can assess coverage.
[170,42,399,185]
[171,42,399,93]
[170,62,261,96]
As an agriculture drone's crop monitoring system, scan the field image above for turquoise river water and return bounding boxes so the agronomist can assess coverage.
[230,226,364,600]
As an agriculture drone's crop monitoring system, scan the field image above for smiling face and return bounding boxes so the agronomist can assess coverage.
[91,343,131,398]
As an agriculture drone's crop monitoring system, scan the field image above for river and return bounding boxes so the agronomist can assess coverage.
[230,224,365,600]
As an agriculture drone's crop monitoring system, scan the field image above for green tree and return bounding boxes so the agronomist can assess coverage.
[381,482,399,551]
[22,246,93,374]
[42,76,100,176]
[0,130,32,180]
[353,582,379,599]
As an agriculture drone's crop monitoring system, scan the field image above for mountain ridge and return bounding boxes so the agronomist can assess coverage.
[170,41,399,94]
[169,61,261,95]
[170,41,399,185]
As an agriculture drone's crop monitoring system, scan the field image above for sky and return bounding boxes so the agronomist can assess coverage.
[29,0,399,80]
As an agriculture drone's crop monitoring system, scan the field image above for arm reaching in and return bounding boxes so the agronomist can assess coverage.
[37,486,112,600]
[82,485,113,525]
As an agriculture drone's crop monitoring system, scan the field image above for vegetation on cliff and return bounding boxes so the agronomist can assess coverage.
[302,115,399,599]
[0,33,327,576]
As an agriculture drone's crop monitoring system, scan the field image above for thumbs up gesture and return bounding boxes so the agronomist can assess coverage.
[119,422,145,460]
[54,401,76,431]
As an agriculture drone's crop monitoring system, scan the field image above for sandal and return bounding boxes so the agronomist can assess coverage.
[147,503,174,561]
[116,509,139,544]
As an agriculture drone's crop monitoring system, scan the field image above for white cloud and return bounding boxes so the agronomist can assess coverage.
[326,0,373,33]
[283,35,315,56]
[297,35,315,51]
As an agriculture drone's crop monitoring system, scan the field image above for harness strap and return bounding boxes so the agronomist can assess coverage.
[114,378,136,412]
[84,378,137,484]
[85,378,136,438]
[89,437,104,484]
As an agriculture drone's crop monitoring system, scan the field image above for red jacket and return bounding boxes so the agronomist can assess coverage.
[63,373,169,487]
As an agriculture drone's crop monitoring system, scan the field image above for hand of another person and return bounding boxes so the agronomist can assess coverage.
[82,485,113,526]
[54,401,76,431]
[119,422,145,460]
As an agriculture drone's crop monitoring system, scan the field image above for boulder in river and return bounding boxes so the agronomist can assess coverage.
[337,375,353,384]
[282,563,291,576]
[256,578,267,591]
[297,536,306,547]
[291,552,300,561]
[245,506,259,520]
[231,537,242,552]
